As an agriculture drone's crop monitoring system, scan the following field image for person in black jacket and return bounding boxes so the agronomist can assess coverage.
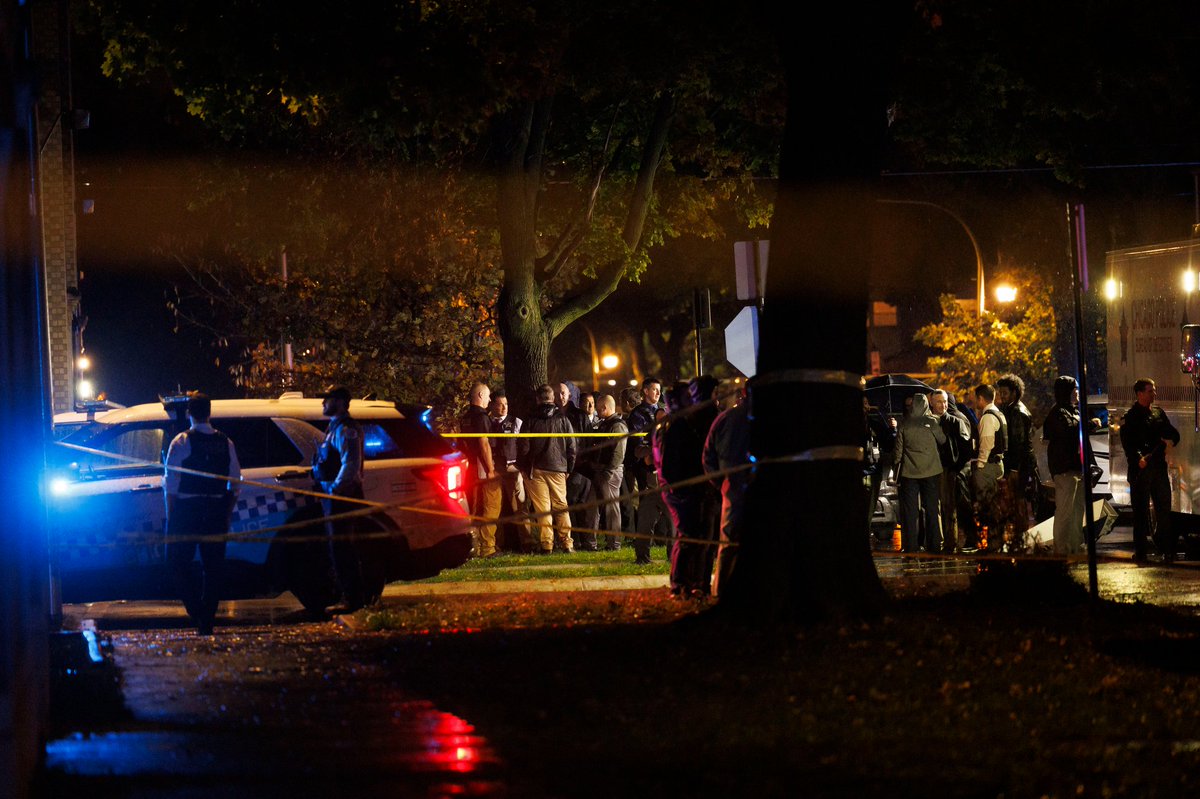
[489,391,525,554]
[997,373,1040,527]
[1119,378,1181,562]
[630,377,674,558]
[164,393,242,634]
[557,380,598,551]
[591,395,628,551]
[864,396,896,542]
[460,382,498,557]
[1043,375,1089,555]
[930,389,972,553]
[656,376,720,598]
[519,385,578,554]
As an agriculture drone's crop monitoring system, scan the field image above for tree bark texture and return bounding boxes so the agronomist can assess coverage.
[721,3,890,620]
[492,94,674,415]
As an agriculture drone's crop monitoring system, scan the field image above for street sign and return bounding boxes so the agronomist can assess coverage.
[724,305,759,377]
[734,240,769,301]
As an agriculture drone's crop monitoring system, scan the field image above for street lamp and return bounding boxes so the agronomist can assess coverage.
[600,353,619,371]
[879,199,986,316]
[993,284,1018,304]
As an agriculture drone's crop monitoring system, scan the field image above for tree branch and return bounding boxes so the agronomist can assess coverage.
[544,91,676,339]
[621,90,675,250]
[535,106,627,282]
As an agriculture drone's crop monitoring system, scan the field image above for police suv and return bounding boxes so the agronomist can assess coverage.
[49,393,472,612]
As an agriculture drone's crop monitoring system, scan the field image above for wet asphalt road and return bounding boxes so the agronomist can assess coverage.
[42,524,1200,798]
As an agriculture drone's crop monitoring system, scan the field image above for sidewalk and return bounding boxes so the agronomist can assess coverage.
[382,573,669,597]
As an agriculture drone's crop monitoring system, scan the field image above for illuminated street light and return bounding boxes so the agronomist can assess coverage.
[77,354,91,371]
[994,284,1018,304]
[77,379,95,400]
[1185,268,1198,294]
[1104,277,1120,301]
[600,353,619,371]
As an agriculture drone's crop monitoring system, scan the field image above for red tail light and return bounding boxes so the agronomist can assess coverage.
[445,463,464,497]
[420,461,467,501]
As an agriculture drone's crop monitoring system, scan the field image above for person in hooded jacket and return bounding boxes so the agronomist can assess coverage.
[1043,375,1091,555]
[520,384,578,553]
[893,393,947,553]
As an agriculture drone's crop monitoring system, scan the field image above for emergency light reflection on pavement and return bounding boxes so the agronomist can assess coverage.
[44,625,504,797]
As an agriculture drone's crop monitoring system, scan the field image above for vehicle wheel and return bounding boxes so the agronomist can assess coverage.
[283,530,339,616]
[358,515,403,606]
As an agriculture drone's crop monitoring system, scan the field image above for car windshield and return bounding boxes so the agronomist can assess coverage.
[54,422,169,472]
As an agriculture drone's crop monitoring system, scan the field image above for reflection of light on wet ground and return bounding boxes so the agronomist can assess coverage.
[1087,562,1200,613]
[47,704,500,780]
[406,701,497,774]
[45,626,504,795]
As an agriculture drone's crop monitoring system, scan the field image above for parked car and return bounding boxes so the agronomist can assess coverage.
[48,394,472,612]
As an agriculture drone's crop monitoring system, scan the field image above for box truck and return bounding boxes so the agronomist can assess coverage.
[1105,237,1200,553]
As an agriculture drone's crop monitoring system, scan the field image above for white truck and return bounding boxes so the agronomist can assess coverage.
[1105,237,1200,552]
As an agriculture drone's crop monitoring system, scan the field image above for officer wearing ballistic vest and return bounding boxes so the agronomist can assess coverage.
[314,385,367,613]
[164,392,242,635]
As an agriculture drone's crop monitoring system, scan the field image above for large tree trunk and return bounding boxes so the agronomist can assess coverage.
[721,3,890,620]
[498,269,549,419]
[493,101,549,417]
[493,93,674,416]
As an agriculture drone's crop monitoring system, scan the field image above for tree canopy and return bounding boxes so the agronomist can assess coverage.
[85,0,783,409]
[915,268,1057,417]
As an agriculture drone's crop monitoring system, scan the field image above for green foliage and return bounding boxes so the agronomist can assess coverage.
[164,163,502,413]
[83,0,785,396]
[915,268,1057,417]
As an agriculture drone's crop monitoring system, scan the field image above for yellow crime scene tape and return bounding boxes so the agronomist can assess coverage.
[49,416,1105,564]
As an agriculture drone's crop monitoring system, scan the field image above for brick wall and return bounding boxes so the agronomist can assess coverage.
[32,0,80,414]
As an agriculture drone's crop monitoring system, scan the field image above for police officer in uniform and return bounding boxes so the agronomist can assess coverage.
[164,393,242,635]
[1120,378,1181,562]
[314,386,368,612]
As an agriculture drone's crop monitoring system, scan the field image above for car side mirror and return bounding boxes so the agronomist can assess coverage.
[1182,324,1200,374]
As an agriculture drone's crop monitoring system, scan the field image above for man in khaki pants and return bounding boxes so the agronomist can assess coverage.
[518,384,577,553]
[460,381,500,557]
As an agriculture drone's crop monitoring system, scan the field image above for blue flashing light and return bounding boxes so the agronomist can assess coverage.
[49,476,72,497]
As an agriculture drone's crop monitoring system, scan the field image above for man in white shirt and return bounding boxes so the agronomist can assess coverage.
[971,383,1008,552]
[164,393,242,635]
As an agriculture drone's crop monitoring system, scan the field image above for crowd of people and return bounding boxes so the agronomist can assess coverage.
[455,369,1185,606]
[869,372,1079,556]
[150,370,1181,635]
[457,375,749,600]
[870,372,1181,562]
